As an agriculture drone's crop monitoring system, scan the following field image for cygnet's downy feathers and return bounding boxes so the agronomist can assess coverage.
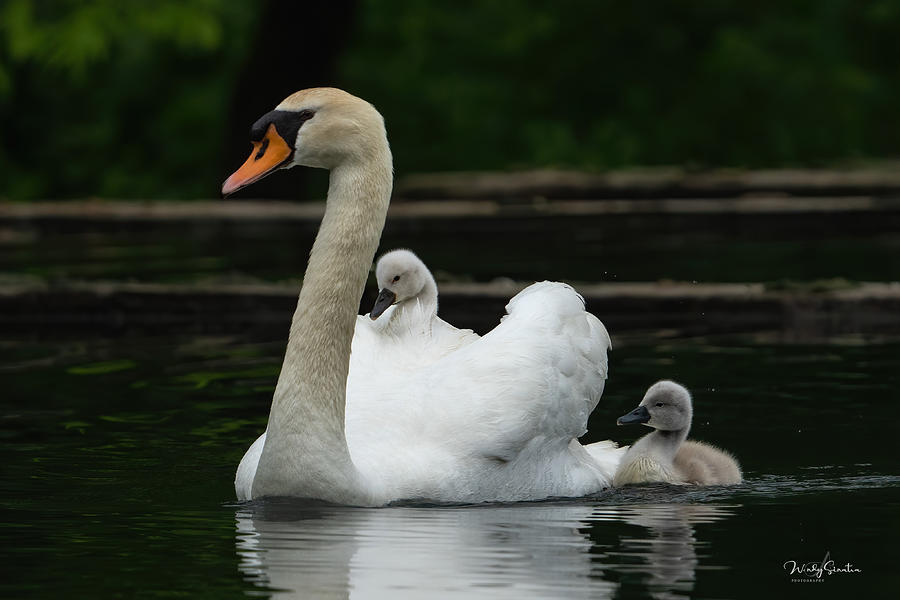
[612,380,742,486]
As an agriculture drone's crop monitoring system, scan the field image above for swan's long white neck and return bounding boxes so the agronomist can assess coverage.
[253,150,392,503]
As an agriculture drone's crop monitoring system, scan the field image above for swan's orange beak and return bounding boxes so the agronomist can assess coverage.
[222,124,293,197]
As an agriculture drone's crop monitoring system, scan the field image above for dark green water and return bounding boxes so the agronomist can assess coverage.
[2,333,896,598]
[4,211,900,284]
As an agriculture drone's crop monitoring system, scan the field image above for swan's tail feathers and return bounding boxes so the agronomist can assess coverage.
[589,313,612,352]
[505,281,611,376]
[235,431,267,502]
[583,313,612,379]
[583,439,628,476]
[587,439,620,451]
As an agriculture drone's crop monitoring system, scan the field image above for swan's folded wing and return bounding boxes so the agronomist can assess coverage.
[430,316,480,355]
[346,310,479,431]
[410,281,611,462]
[347,308,477,400]
[347,315,388,404]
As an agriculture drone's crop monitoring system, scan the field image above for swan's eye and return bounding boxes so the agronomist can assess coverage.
[392,275,400,283]
[254,137,269,160]
[655,402,665,407]
[297,109,315,123]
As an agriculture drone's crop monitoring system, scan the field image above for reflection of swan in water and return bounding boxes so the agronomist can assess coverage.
[235,500,618,599]
[234,499,735,599]
[593,503,735,600]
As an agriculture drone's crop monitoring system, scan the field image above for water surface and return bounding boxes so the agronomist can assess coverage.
[1,334,896,598]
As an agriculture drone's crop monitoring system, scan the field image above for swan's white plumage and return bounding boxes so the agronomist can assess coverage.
[343,281,617,503]
[234,432,265,501]
[583,439,628,477]
[238,281,620,503]
[346,306,479,407]
[229,88,623,505]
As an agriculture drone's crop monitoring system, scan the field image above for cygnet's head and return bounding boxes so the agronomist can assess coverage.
[223,87,390,196]
[369,249,437,320]
[617,380,693,432]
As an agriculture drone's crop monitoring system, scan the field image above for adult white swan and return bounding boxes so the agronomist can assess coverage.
[225,88,621,505]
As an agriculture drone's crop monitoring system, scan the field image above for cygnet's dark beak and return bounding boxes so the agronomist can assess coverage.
[369,288,397,320]
[617,405,651,425]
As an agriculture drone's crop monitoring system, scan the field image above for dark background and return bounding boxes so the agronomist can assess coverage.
[1,0,898,201]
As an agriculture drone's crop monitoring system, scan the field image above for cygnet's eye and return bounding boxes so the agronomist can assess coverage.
[655,402,665,407]
[392,275,401,283]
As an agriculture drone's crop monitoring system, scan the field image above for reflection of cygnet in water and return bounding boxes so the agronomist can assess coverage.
[613,381,742,486]
[597,504,734,600]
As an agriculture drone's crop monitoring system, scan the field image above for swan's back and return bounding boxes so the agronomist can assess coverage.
[346,300,479,410]
[434,282,610,449]
[347,281,615,502]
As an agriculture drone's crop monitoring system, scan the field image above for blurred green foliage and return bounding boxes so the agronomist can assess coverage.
[341,0,900,174]
[1,0,899,200]
[0,0,257,199]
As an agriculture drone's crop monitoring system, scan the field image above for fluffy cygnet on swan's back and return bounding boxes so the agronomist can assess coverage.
[612,380,742,486]
[349,248,479,379]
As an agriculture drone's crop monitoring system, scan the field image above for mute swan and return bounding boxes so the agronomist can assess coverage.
[225,87,622,504]
[235,249,478,501]
[612,380,742,486]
